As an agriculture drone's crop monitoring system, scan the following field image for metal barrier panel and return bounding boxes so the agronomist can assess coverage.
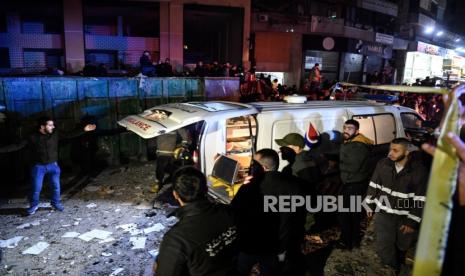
[109,78,145,162]
[139,78,164,108]
[0,77,240,165]
[204,77,240,101]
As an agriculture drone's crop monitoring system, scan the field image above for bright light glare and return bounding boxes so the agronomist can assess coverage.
[424,26,435,34]
[436,31,444,36]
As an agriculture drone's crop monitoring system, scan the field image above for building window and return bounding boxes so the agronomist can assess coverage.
[20,15,63,34]
[122,6,159,37]
[0,13,6,33]
[85,50,118,69]
[84,16,118,36]
[19,0,63,34]
[0,48,10,68]
[23,49,64,72]
[352,113,396,145]
[84,1,159,37]
[430,2,438,18]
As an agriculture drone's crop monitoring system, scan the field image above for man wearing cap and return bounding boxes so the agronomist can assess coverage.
[337,119,374,250]
[275,133,321,195]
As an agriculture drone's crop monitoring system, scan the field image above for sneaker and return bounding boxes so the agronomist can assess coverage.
[52,203,65,212]
[26,205,39,215]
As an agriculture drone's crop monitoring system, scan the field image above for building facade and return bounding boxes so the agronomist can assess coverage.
[0,0,251,74]
[2,0,465,87]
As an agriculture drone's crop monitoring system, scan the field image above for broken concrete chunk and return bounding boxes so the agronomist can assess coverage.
[22,241,49,255]
[98,237,115,244]
[145,211,157,217]
[129,237,146,250]
[78,229,112,242]
[109,268,124,276]
[84,186,100,192]
[143,223,165,234]
[134,202,152,210]
[0,236,23,248]
[166,216,178,225]
[148,250,158,259]
[117,223,142,236]
[16,220,41,229]
[61,232,80,238]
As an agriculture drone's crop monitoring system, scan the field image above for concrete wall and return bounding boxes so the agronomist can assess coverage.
[0,77,240,164]
[254,32,302,87]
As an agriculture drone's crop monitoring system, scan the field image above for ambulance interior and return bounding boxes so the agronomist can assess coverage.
[208,115,257,202]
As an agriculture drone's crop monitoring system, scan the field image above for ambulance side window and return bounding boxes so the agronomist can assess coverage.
[401,113,423,129]
[352,113,396,145]
[401,112,428,141]
[226,115,257,181]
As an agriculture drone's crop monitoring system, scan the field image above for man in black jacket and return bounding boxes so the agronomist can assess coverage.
[232,148,305,276]
[27,116,96,215]
[338,119,374,249]
[366,138,428,272]
[155,167,237,276]
[140,50,156,76]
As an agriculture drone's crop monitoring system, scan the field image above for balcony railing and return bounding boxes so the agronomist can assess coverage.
[310,16,345,35]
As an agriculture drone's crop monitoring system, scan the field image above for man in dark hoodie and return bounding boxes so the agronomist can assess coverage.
[232,149,305,276]
[338,119,374,249]
[155,167,237,276]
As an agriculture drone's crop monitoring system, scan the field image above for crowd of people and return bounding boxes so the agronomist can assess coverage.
[151,119,436,276]
[139,50,244,78]
[2,56,464,275]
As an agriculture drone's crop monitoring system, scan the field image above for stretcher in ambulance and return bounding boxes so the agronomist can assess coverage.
[118,99,427,203]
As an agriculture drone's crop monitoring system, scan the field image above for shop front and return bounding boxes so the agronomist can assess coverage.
[402,41,463,84]
[346,38,393,83]
[302,35,393,85]
[302,35,348,84]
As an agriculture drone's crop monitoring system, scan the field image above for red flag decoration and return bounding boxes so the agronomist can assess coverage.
[304,122,320,148]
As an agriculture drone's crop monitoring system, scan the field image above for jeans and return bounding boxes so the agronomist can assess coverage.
[30,162,61,207]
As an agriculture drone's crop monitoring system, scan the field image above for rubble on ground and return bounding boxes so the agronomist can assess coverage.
[0,161,413,275]
[0,162,176,275]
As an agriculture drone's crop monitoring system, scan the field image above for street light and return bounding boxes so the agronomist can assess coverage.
[436,31,444,36]
[456,38,461,42]
[424,26,435,34]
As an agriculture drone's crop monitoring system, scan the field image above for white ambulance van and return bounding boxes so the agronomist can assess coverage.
[118,98,426,203]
